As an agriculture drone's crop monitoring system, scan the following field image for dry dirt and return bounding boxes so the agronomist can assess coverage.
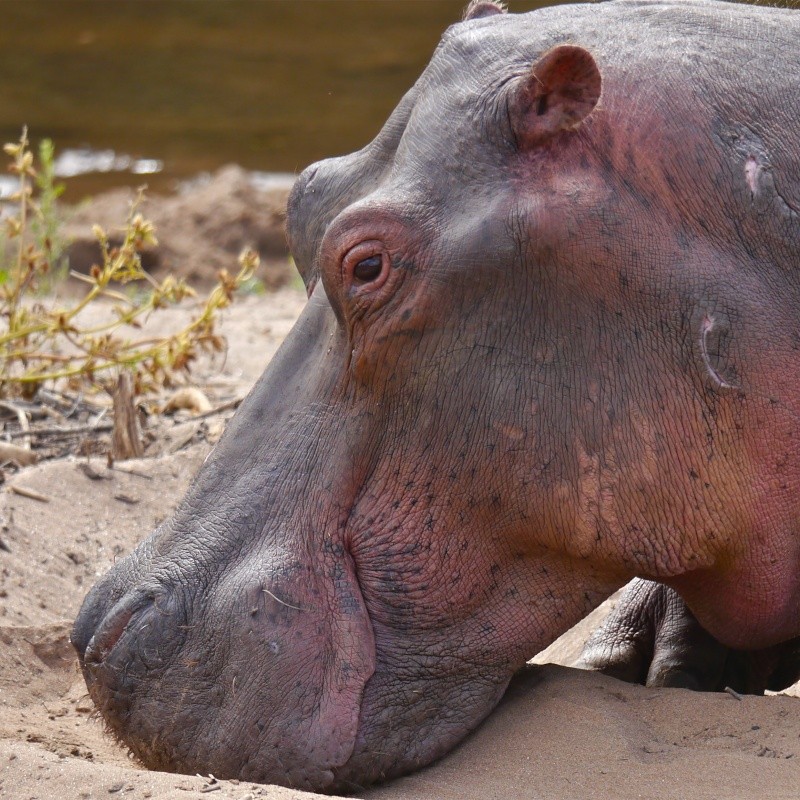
[2,188,800,799]
[63,165,296,291]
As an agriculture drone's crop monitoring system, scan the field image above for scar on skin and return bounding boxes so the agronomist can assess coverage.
[700,314,737,390]
[745,155,761,196]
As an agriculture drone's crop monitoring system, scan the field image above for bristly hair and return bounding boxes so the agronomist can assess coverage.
[463,0,508,21]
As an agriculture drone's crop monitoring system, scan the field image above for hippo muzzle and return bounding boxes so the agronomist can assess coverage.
[75,0,800,791]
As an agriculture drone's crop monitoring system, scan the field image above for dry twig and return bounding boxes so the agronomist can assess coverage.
[8,484,50,502]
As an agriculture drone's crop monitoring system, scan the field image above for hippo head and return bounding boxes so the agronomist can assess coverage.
[73,0,800,792]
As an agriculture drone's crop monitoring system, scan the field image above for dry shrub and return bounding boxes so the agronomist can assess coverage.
[0,129,256,400]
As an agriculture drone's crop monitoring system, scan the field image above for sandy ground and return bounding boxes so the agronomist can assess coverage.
[2,218,800,797]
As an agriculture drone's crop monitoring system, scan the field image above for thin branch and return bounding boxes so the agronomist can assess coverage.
[5,421,113,439]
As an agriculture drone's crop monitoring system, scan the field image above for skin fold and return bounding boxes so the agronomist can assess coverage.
[73,0,800,791]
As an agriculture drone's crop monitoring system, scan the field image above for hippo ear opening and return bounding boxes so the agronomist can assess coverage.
[510,45,601,149]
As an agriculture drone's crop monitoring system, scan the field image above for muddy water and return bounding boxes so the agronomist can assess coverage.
[0,0,550,199]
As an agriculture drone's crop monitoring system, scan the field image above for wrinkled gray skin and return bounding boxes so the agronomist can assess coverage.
[74,0,800,792]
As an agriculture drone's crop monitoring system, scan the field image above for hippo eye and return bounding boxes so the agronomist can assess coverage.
[342,241,390,292]
[353,255,383,283]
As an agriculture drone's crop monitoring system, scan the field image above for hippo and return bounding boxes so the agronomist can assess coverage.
[73,0,800,792]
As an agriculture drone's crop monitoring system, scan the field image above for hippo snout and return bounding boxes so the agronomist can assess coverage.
[74,589,189,726]
[71,512,378,789]
[71,584,115,662]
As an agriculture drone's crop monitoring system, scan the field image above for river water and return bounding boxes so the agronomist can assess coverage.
[0,0,551,199]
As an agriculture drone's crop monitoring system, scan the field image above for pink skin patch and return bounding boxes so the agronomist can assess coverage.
[700,314,736,390]
[745,155,761,196]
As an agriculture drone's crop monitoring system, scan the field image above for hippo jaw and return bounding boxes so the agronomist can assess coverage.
[69,296,575,790]
[70,279,587,791]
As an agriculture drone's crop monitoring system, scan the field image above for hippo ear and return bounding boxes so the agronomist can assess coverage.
[510,45,601,148]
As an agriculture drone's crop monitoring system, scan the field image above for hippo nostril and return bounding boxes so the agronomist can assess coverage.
[82,594,154,669]
[72,580,128,661]
[72,603,106,662]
